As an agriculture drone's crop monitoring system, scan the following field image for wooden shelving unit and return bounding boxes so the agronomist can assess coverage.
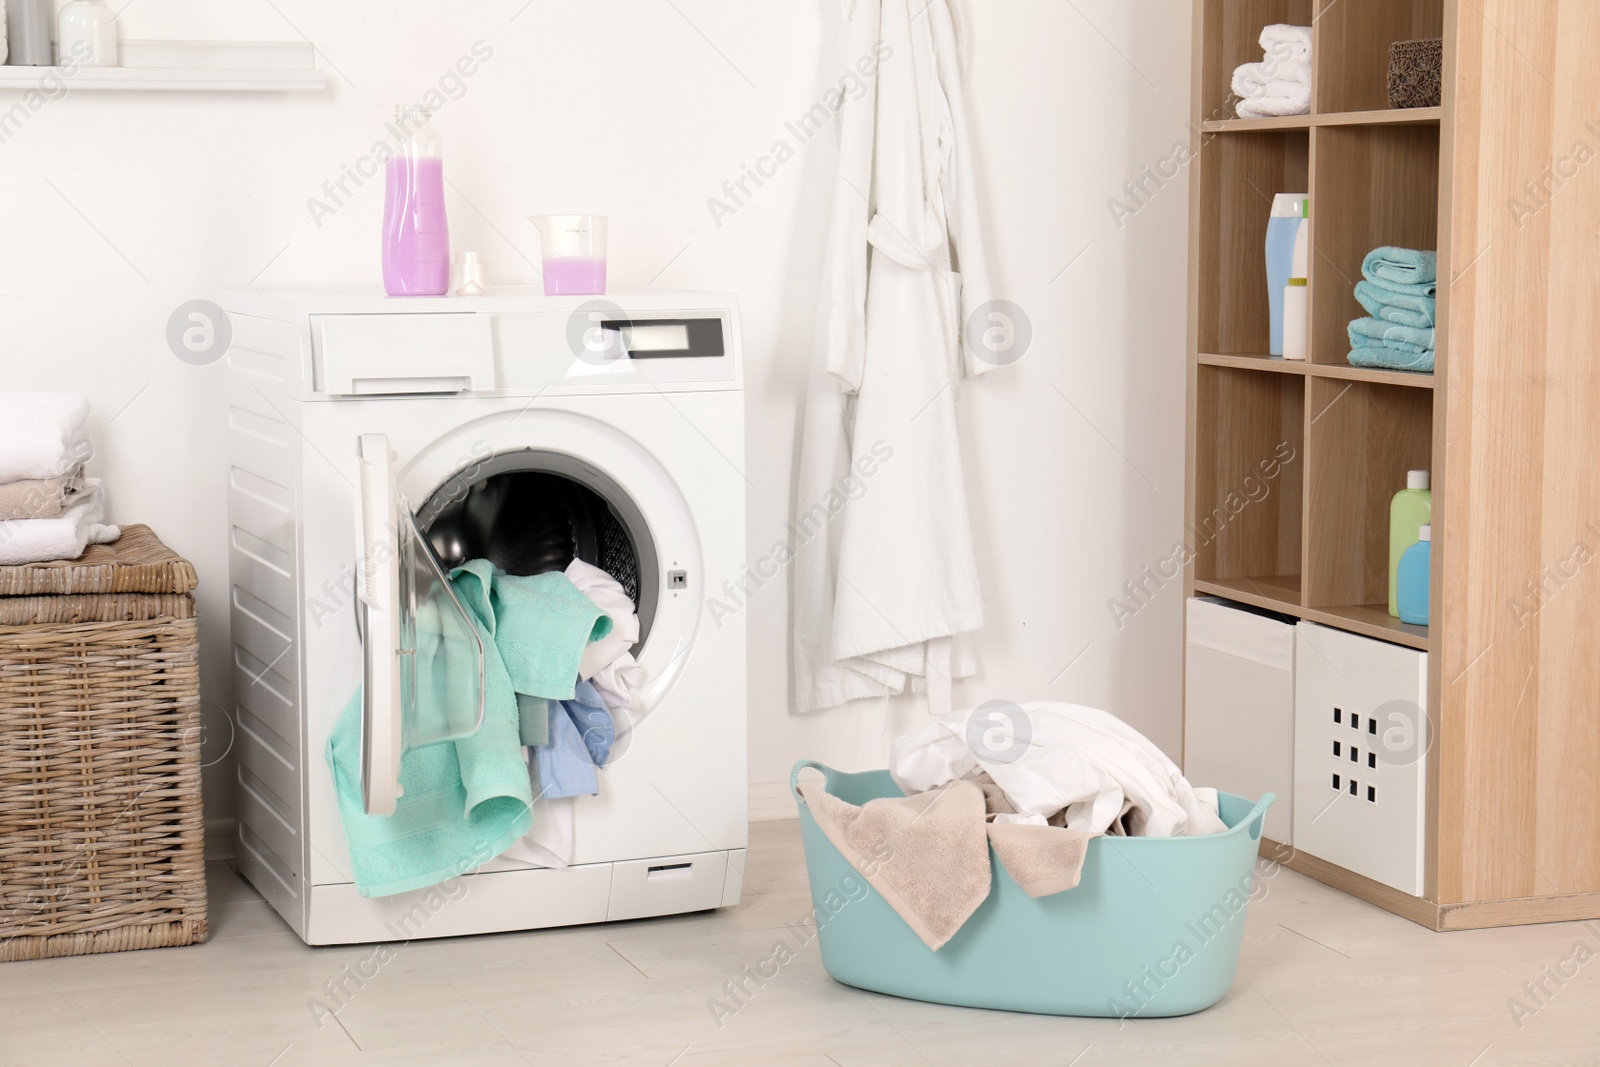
[1185,0,1600,929]
[1189,0,1441,646]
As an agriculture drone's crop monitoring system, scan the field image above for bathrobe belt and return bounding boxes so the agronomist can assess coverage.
[866,211,947,271]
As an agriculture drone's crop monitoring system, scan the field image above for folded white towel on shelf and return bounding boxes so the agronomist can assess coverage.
[1235,85,1313,119]
[0,479,120,565]
[1232,59,1312,95]
[1232,23,1313,119]
[0,392,92,483]
[1260,24,1312,63]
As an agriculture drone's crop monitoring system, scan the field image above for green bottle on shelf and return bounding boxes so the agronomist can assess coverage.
[1389,469,1432,617]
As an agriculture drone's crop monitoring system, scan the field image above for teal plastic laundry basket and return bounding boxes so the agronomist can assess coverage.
[792,760,1273,1018]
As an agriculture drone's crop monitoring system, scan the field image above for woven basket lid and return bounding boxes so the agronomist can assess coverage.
[0,525,198,597]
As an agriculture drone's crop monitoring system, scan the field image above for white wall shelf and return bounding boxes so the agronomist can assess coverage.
[0,40,326,92]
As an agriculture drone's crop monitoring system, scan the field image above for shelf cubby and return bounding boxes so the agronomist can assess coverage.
[1312,0,1444,114]
[1308,123,1441,367]
[1303,378,1432,616]
[1197,0,1315,122]
[1192,367,1305,600]
[1195,131,1310,357]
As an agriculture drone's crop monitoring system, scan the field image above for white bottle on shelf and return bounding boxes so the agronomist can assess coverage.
[1282,199,1310,361]
[57,0,117,66]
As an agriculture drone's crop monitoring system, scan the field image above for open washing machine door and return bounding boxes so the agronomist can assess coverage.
[356,433,487,816]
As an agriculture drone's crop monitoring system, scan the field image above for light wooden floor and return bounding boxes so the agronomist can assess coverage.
[4,819,1600,1066]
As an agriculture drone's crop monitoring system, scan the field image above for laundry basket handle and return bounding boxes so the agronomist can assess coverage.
[790,759,833,806]
[1244,793,1275,842]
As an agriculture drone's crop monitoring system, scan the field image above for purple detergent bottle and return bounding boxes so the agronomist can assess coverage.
[382,105,450,296]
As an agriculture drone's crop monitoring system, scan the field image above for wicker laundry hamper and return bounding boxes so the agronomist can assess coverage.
[0,525,206,960]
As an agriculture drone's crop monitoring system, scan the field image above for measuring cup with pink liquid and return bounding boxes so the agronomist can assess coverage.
[529,215,608,296]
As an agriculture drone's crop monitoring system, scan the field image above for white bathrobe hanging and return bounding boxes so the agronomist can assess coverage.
[793,0,994,715]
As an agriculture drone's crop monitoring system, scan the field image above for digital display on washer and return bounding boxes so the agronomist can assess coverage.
[600,317,724,359]
[622,324,689,352]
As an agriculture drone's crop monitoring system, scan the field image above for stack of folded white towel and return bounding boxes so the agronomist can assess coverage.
[0,392,119,566]
[1232,25,1313,119]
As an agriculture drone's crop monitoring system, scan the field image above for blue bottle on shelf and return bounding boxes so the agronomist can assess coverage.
[1397,524,1432,626]
[1265,194,1308,356]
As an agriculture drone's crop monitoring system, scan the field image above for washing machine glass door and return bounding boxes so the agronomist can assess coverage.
[356,433,487,816]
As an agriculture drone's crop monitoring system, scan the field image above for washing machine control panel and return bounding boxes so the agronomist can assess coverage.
[308,304,738,398]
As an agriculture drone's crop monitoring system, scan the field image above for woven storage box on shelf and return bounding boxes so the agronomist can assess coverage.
[1388,38,1444,109]
[0,525,205,961]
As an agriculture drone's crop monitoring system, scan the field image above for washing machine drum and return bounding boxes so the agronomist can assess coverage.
[416,453,657,646]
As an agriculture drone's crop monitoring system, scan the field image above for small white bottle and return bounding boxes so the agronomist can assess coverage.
[455,252,488,296]
[58,0,117,66]
[1282,200,1310,361]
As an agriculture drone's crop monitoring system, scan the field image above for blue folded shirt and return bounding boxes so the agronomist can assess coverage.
[532,680,615,799]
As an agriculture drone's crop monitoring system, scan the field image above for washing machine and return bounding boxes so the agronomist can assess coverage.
[219,286,746,945]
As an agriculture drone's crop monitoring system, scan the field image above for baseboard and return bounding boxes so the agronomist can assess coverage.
[1261,837,1441,929]
[750,780,798,822]
[1263,837,1600,930]
[205,817,238,861]
[1438,891,1600,931]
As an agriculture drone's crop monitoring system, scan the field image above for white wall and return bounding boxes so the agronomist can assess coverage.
[0,0,1194,826]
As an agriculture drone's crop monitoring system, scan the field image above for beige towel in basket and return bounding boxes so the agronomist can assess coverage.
[800,778,1095,950]
[987,823,1093,898]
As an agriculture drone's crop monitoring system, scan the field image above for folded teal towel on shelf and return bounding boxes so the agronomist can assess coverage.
[1354,280,1436,328]
[1348,316,1435,352]
[1362,247,1437,288]
[1348,344,1435,373]
[1348,317,1434,372]
[327,562,611,897]
[1357,275,1437,299]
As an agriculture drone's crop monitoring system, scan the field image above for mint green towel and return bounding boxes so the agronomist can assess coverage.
[326,636,532,897]
[452,560,612,701]
[1348,344,1434,373]
[1355,274,1437,299]
[1348,317,1435,372]
[327,563,611,897]
[1348,317,1435,352]
[1354,280,1435,328]
[1362,247,1437,288]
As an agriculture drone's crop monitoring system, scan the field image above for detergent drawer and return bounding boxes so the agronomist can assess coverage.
[607,851,730,921]
[313,313,496,395]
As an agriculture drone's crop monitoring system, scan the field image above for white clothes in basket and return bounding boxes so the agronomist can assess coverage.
[890,701,1227,838]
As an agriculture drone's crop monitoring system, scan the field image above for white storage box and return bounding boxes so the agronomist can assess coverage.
[1292,622,1428,896]
[1184,596,1297,844]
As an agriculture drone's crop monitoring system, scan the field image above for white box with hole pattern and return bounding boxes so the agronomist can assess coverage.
[1292,622,1428,896]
